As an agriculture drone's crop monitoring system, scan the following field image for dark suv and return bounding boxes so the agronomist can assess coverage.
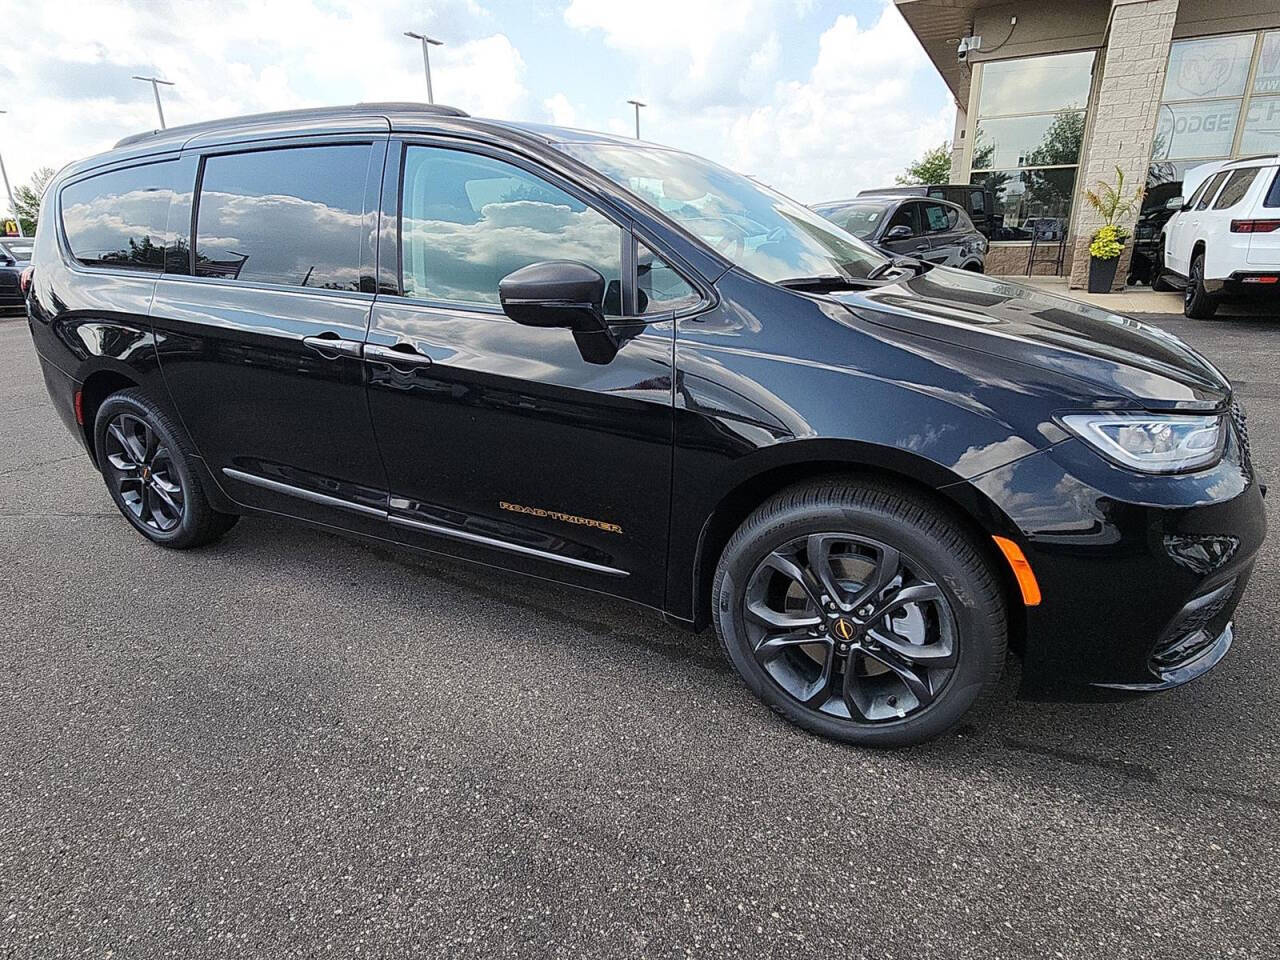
[25,103,1266,747]
[811,195,986,270]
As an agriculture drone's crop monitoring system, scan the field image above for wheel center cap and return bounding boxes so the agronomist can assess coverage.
[831,617,857,641]
[141,466,152,481]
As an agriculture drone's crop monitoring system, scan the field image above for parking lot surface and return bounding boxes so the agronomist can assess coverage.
[2,309,1278,959]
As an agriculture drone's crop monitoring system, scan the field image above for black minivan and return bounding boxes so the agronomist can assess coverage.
[26,103,1265,747]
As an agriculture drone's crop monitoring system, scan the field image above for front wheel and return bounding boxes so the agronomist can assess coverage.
[1184,254,1218,319]
[712,479,1007,748]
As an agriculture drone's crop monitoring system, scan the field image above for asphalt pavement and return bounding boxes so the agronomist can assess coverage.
[1,308,1278,959]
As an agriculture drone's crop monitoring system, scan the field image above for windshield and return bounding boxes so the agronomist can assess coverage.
[812,202,891,240]
[558,141,887,283]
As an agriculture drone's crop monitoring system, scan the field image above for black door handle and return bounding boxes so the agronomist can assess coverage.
[365,342,432,370]
[302,334,363,359]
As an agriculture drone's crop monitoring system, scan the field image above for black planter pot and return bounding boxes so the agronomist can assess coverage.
[1088,253,1121,293]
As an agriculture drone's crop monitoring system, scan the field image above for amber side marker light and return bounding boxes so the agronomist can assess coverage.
[992,535,1042,607]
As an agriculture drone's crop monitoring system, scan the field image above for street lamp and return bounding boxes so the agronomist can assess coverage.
[626,99,646,139]
[132,75,175,129]
[404,32,444,104]
[0,109,21,237]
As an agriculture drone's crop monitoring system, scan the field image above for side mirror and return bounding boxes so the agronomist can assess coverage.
[884,224,913,241]
[1166,196,1185,211]
[498,260,619,365]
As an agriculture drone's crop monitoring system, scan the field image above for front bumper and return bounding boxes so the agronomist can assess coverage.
[958,420,1266,692]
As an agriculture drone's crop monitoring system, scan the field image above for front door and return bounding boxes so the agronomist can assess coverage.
[363,141,689,605]
[881,202,930,259]
[918,201,960,265]
[151,139,391,523]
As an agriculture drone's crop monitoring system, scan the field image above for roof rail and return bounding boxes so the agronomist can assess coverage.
[113,101,469,149]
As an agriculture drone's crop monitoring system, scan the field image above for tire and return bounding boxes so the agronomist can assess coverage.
[1151,248,1174,291]
[94,388,239,549]
[712,478,1006,748]
[1184,253,1218,319]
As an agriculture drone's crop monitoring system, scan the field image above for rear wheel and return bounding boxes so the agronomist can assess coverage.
[1151,244,1174,291]
[94,389,239,549]
[712,479,1007,747]
[1184,253,1218,319]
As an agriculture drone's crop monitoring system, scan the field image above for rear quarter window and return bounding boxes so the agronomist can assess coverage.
[1212,169,1260,210]
[60,160,188,271]
[1265,169,1280,208]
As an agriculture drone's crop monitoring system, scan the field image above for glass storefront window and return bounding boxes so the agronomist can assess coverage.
[978,51,1095,117]
[1255,32,1280,95]
[1153,99,1242,161]
[974,112,1086,169]
[1240,95,1280,154]
[969,168,1077,241]
[1162,34,1255,102]
[971,51,1094,243]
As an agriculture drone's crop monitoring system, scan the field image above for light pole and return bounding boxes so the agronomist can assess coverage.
[132,75,175,129]
[404,32,444,104]
[626,99,646,139]
[0,109,21,237]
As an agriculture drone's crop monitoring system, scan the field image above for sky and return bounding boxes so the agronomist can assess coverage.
[0,0,954,205]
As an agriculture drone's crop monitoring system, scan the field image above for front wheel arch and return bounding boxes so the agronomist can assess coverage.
[687,454,1026,644]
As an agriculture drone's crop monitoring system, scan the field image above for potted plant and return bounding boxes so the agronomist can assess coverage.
[1084,166,1143,293]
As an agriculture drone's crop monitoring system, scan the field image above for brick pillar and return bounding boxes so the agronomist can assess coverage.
[1068,0,1179,290]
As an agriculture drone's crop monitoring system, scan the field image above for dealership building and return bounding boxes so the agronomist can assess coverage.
[895,0,1280,287]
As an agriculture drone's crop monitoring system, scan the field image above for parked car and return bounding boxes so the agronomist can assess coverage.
[857,184,998,238]
[1128,181,1182,286]
[26,104,1265,747]
[811,196,987,271]
[0,237,32,311]
[1160,155,1280,318]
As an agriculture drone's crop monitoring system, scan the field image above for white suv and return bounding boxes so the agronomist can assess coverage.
[1160,155,1280,318]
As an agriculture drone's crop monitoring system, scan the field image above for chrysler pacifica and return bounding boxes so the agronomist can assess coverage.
[25,103,1266,746]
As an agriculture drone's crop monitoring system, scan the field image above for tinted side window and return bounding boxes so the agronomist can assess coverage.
[886,203,918,235]
[1195,172,1230,211]
[400,146,622,311]
[969,190,986,214]
[194,144,371,290]
[1184,178,1212,211]
[1212,169,1259,210]
[922,202,953,233]
[637,242,699,314]
[1266,170,1280,208]
[60,161,187,271]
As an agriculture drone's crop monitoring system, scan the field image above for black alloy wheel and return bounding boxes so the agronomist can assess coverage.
[103,413,186,533]
[713,479,1007,747]
[741,533,957,723]
[94,388,239,549]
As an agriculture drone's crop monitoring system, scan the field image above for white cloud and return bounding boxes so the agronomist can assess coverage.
[1,0,953,221]
[723,7,953,201]
[0,0,527,188]
[563,0,784,107]
[543,93,579,127]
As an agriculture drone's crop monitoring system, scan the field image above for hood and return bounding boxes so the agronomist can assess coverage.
[830,268,1231,410]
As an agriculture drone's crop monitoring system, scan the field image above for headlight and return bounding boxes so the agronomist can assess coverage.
[1062,413,1226,473]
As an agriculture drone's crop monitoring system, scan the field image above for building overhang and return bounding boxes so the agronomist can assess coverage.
[895,0,1005,107]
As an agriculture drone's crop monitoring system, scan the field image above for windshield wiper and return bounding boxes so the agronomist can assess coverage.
[776,274,866,291]
[866,256,929,281]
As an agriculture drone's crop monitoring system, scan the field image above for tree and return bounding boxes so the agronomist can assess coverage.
[896,142,951,185]
[12,166,55,235]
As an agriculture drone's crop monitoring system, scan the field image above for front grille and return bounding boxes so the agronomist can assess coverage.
[1231,398,1253,473]
[1150,578,1237,671]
